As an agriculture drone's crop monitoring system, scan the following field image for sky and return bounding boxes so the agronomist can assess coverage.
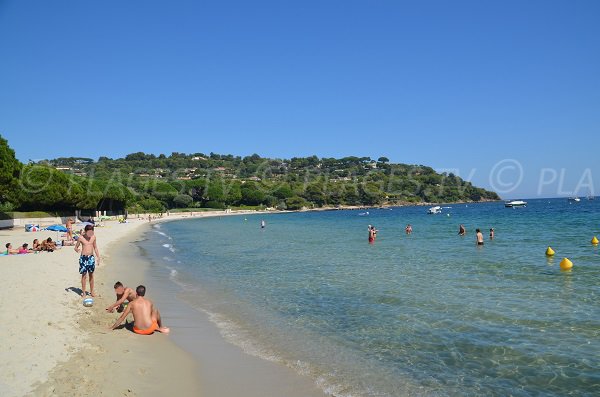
[1,0,599,198]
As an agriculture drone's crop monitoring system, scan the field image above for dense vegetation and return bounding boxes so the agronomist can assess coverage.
[0,135,499,214]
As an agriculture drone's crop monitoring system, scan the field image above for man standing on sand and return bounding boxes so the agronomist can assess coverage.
[109,285,170,335]
[106,281,136,313]
[66,218,74,241]
[74,224,100,297]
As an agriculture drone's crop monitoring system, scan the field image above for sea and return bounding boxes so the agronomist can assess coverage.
[139,198,600,397]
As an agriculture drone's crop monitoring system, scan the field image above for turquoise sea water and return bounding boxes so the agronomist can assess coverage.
[141,199,600,396]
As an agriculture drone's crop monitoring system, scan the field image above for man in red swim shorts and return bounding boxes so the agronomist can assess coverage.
[109,285,170,335]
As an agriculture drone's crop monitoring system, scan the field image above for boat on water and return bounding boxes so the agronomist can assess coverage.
[568,197,581,202]
[505,200,527,208]
[427,206,442,214]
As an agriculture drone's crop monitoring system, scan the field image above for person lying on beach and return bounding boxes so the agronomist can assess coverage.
[4,243,19,255]
[106,281,137,313]
[75,225,100,297]
[18,243,30,254]
[32,239,41,251]
[109,285,170,335]
[39,238,57,252]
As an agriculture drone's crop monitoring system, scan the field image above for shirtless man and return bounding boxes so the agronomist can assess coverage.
[405,224,413,235]
[66,218,74,241]
[475,228,484,246]
[458,224,466,236]
[106,281,136,313]
[109,285,170,335]
[74,224,100,297]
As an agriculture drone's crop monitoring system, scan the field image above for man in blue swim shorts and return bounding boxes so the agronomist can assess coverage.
[74,224,101,297]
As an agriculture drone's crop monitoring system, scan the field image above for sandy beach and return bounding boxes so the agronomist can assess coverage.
[0,211,327,397]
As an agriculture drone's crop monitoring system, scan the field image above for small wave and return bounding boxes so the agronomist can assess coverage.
[197,307,360,397]
[161,243,176,253]
[162,256,174,262]
[154,230,172,239]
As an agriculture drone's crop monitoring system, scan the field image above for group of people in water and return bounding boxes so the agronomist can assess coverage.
[368,223,495,245]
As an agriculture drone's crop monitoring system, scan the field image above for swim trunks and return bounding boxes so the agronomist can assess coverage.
[79,255,96,274]
[477,242,484,246]
[133,320,158,335]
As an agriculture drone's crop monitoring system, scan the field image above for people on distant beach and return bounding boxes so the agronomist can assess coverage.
[4,243,19,255]
[458,224,466,236]
[75,224,100,297]
[106,281,137,313]
[109,285,170,335]
[32,239,41,251]
[475,229,484,245]
[405,224,413,235]
[489,228,494,239]
[66,218,74,241]
[41,237,57,252]
[18,243,30,254]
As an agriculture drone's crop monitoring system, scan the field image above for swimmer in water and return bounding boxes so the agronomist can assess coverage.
[476,229,484,246]
[458,224,466,236]
[405,224,412,235]
[489,228,494,239]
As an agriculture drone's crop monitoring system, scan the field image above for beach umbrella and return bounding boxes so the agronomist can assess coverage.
[46,224,68,232]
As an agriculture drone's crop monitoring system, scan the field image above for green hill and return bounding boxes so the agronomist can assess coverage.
[0,136,499,213]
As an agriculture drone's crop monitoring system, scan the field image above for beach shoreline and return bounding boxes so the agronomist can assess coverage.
[1,209,328,397]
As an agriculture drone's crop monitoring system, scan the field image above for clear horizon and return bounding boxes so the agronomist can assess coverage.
[1,0,599,198]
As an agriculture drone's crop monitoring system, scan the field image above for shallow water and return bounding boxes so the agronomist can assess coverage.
[140,199,600,396]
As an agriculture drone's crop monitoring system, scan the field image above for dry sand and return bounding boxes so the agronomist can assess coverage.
[0,215,202,396]
[1,210,328,397]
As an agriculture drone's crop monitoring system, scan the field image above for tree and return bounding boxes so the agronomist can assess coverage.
[285,196,310,210]
[241,182,266,205]
[377,156,389,164]
[0,135,22,207]
[173,194,193,208]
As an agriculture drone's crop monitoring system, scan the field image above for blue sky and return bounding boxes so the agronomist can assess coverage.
[1,0,599,198]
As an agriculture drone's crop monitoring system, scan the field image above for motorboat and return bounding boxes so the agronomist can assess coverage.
[568,197,581,202]
[427,206,442,214]
[504,200,527,208]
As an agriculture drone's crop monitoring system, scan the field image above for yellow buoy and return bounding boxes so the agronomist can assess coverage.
[559,258,573,271]
[592,236,599,245]
[545,246,555,256]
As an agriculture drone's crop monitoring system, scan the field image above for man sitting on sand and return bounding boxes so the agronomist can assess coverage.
[106,281,136,313]
[109,285,170,335]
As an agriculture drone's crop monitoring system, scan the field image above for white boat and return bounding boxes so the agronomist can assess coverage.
[505,200,527,208]
[568,197,581,202]
[427,206,442,214]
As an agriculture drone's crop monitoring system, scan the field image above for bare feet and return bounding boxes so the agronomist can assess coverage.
[158,327,170,334]
[90,291,96,297]
[81,292,86,298]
